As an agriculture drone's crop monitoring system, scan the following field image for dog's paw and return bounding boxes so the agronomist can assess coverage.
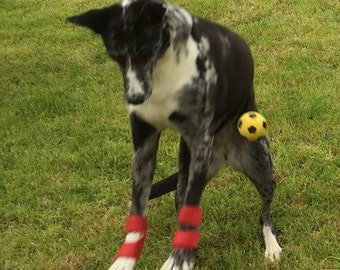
[265,243,282,262]
[161,249,196,270]
[108,257,136,270]
[263,226,282,262]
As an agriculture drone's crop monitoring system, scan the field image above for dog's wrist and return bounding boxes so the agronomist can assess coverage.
[177,205,203,228]
[172,230,200,249]
[125,215,147,233]
[172,205,203,249]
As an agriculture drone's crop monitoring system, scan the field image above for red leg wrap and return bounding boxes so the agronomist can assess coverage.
[172,230,200,249]
[172,205,203,250]
[116,241,145,259]
[115,215,147,260]
[125,215,147,233]
[177,205,203,227]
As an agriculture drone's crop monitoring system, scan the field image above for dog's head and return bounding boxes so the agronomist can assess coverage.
[68,0,192,105]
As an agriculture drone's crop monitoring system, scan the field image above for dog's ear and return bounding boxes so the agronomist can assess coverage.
[67,4,122,35]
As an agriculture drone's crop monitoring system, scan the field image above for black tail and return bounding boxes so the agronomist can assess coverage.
[149,173,178,199]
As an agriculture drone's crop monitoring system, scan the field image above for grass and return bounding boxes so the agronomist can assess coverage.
[0,0,339,269]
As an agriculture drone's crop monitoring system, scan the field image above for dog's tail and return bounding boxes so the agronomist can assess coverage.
[149,173,178,199]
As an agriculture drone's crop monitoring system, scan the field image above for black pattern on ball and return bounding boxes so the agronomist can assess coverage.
[248,125,257,134]
[249,112,257,118]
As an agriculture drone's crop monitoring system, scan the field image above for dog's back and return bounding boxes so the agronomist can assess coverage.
[191,17,257,132]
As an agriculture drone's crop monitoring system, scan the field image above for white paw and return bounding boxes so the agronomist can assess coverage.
[161,255,194,270]
[265,243,282,262]
[263,226,282,261]
[108,257,136,270]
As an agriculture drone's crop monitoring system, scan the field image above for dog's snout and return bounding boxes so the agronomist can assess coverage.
[127,93,145,105]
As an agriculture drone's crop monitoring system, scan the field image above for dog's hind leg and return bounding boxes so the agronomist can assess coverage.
[109,114,160,270]
[227,133,282,262]
[149,133,225,204]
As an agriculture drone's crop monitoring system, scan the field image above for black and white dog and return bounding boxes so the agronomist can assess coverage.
[68,0,282,269]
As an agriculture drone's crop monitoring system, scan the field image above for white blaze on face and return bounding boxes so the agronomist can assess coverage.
[121,0,133,7]
[126,67,144,99]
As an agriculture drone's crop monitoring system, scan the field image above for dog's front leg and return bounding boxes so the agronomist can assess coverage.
[162,133,213,270]
[109,114,160,270]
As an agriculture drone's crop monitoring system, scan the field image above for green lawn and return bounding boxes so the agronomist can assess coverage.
[0,0,339,269]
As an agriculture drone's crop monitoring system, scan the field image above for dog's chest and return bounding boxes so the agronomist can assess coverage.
[128,37,199,130]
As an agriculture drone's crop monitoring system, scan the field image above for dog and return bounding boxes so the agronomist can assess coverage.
[68,0,282,269]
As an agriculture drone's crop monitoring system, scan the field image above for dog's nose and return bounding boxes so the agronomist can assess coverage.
[127,93,145,105]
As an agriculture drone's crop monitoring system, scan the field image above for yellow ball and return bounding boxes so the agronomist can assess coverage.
[237,111,268,141]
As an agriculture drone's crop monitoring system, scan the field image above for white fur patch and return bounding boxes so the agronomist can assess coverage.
[198,36,209,54]
[165,4,193,28]
[161,255,194,270]
[198,37,217,84]
[128,36,199,130]
[125,232,142,243]
[263,225,282,261]
[126,67,144,98]
[121,0,133,7]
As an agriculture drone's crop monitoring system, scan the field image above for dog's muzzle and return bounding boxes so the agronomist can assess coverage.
[127,93,146,105]
[125,74,150,105]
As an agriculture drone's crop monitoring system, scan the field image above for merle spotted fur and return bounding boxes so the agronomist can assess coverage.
[68,1,282,269]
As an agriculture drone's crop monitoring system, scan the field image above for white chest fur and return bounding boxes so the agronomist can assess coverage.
[128,37,199,131]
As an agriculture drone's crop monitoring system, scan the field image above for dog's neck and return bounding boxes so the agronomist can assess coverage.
[128,35,200,131]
